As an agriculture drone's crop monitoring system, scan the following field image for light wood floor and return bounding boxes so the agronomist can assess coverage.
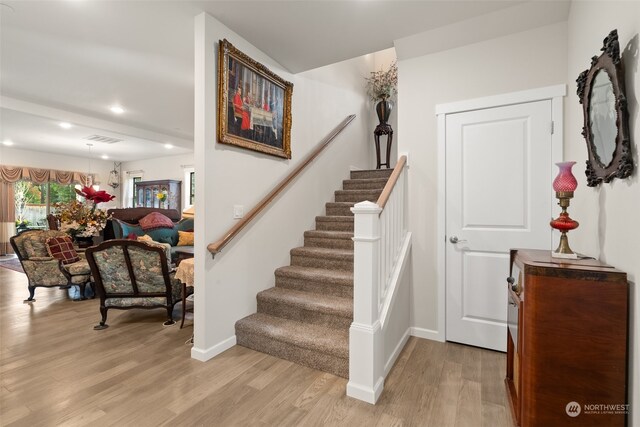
[0,267,513,426]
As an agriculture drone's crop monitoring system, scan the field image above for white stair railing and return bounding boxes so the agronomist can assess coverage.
[347,155,411,404]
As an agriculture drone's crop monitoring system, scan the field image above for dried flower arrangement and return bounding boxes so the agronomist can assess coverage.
[365,61,398,102]
[54,186,114,238]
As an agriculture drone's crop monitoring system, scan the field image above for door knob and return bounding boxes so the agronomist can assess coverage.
[449,236,467,244]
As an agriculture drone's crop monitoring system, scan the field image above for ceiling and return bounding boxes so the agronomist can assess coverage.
[0,1,568,162]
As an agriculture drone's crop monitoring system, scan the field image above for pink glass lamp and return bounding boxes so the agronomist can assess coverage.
[550,161,579,259]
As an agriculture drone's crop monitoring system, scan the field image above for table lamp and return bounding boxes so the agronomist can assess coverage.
[550,161,579,259]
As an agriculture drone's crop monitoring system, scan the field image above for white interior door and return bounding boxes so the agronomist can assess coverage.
[445,100,553,351]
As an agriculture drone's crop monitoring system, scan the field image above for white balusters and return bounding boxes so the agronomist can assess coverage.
[376,165,406,310]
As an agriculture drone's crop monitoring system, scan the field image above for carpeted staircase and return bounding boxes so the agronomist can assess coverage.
[235,168,394,378]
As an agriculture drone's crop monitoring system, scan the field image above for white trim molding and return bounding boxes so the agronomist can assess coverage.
[435,84,566,115]
[191,335,237,362]
[347,320,383,404]
[346,377,384,405]
[410,327,443,342]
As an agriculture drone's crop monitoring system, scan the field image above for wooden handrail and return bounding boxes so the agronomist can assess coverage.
[208,114,356,257]
[376,155,407,210]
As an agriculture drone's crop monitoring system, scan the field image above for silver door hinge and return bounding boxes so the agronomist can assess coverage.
[551,121,555,135]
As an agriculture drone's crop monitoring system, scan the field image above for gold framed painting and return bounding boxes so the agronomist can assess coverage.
[217,39,293,159]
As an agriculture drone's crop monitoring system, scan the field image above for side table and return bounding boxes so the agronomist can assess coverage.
[374,123,393,169]
[174,257,194,329]
[174,247,194,266]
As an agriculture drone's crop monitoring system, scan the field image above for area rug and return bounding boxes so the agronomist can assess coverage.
[0,257,24,274]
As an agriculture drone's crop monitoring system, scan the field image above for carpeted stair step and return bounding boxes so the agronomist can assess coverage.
[290,246,353,272]
[304,230,354,250]
[350,168,394,180]
[343,177,389,190]
[236,313,349,378]
[257,287,352,329]
[325,202,355,216]
[334,189,382,203]
[236,166,394,379]
[274,265,353,298]
[315,216,354,232]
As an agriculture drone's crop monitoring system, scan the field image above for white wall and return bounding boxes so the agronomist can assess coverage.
[395,22,568,337]
[192,13,373,360]
[0,146,119,209]
[120,153,194,209]
[565,2,640,423]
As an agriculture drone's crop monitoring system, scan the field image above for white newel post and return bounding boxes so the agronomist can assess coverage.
[347,200,384,404]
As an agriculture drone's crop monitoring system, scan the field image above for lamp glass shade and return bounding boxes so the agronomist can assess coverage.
[553,161,578,192]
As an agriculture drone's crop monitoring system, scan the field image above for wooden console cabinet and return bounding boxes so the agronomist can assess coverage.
[505,249,628,427]
[134,179,181,212]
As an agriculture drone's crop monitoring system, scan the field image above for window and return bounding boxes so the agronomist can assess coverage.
[132,176,141,207]
[14,181,78,229]
[189,171,195,205]
[182,167,195,209]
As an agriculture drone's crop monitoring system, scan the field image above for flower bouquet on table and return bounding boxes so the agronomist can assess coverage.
[156,190,168,208]
[54,186,115,240]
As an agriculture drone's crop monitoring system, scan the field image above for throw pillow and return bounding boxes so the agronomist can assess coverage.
[115,219,144,239]
[177,218,194,232]
[45,236,80,265]
[146,227,177,245]
[126,232,138,240]
[177,231,194,246]
[139,212,175,231]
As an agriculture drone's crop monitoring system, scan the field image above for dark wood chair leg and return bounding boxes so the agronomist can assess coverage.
[163,305,175,326]
[78,283,87,301]
[180,283,187,329]
[94,305,109,330]
[24,285,36,303]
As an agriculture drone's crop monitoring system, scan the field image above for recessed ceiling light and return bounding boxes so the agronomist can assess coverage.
[164,143,173,149]
[101,155,109,160]
[59,122,72,129]
[110,105,125,114]
[2,140,14,146]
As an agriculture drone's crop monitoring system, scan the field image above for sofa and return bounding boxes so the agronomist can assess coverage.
[104,208,181,240]
[106,208,193,263]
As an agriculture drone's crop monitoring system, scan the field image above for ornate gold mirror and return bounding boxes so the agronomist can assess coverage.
[577,29,633,186]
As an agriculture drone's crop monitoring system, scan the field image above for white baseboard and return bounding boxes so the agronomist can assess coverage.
[346,376,384,404]
[384,327,411,376]
[191,335,237,361]
[410,327,444,342]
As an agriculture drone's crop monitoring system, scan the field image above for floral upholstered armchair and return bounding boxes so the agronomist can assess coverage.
[10,230,93,302]
[85,240,192,330]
